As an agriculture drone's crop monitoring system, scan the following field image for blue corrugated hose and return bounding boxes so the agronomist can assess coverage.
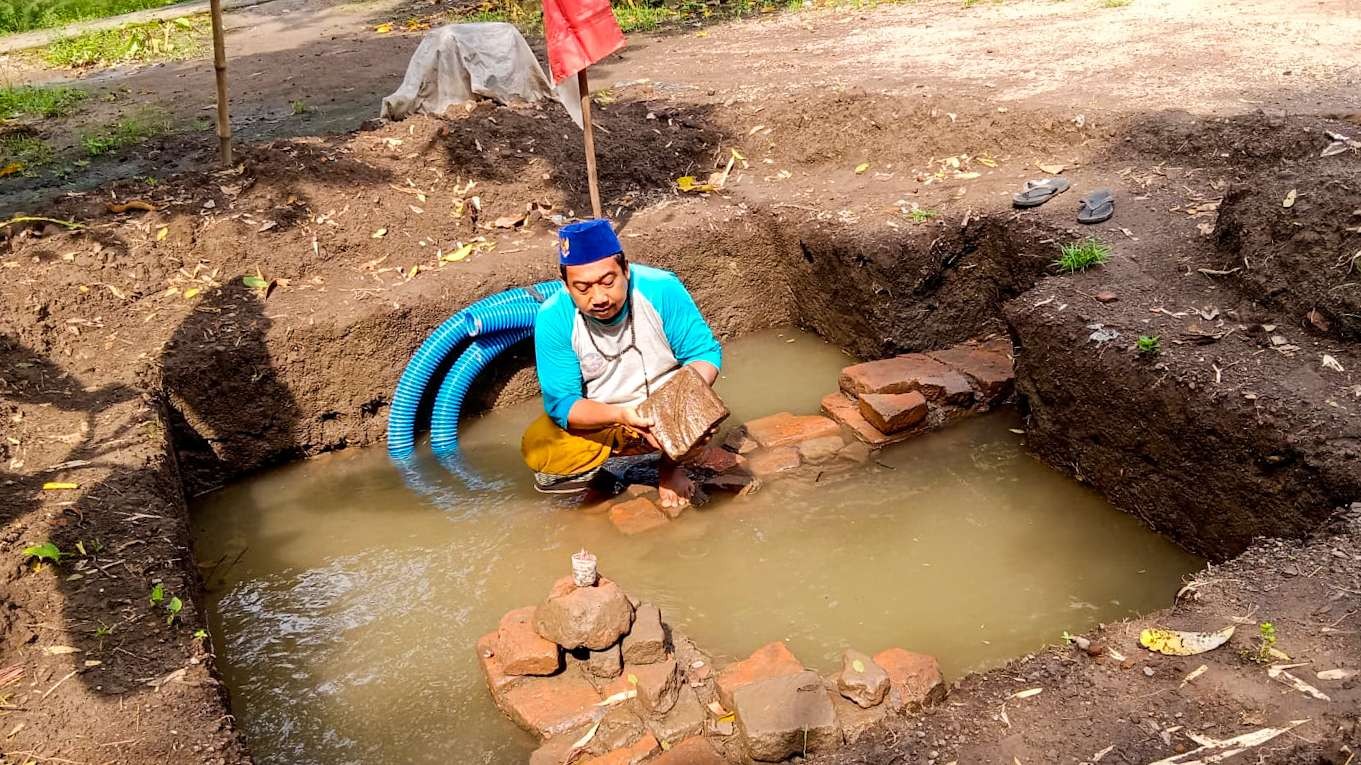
[386,281,562,460]
[428,327,533,457]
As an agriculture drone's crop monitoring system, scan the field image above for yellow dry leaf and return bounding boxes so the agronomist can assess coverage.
[372,228,387,239]
[1282,189,1297,208]
[854,162,870,175]
[42,482,79,490]
[78,285,90,293]
[0,162,24,177]
[676,176,716,193]
[156,226,169,241]
[731,148,746,162]
[1011,687,1043,699]
[183,287,201,299]
[1139,625,1234,656]
[375,22,393,33]
[627,673,638,685]
[978,157,998,167]
[443,243,475,262]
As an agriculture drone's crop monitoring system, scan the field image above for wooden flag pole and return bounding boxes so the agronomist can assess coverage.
[208,0,232,167]
[577,68,603,218]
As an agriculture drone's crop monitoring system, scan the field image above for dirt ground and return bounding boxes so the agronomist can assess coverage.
[2,0,1360,762]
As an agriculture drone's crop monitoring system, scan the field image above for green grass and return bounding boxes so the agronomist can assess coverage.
[0,0,185,36]
[39,15,205,68]
[79,108,170,156]
[1054,237,1111,273]
[907,207,938,223]
[1136,335,1160,356]
[1101,0,1130,6]
[0,134,55,171]
[0,84,86,119]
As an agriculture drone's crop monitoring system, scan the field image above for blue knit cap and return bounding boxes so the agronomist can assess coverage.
[557,219,622,267]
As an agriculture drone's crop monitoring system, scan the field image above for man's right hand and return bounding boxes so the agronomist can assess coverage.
[618,405,654,431]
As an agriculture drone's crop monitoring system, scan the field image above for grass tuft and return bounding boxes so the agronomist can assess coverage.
[1136,335,1160,356]
[0,84,86,120]
[39,16,206,68]
[79,108,170,156]
[1054,237,1111,273]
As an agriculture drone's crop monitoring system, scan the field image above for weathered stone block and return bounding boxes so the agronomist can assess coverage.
[835,649,889,708]
[498,668,602,739]
[927,340,1015,402]
[535,576,635,651]
[638,366,730,460]
[587,643,623,679]
[745,446,801,478]
[622,603,668,665]
[821,392,901,447]
[839,354,974,404]
[632,658,680,716]
[716,641,805,709]
[857,391,928,435]
[609,497,670,536]
[651,734,727,764]
[741,412,842,449]
[645,684,706,746]
[797,434,846,464]
[497,607,562,676]
[732,670,840,761]
[830,689,890,743]
[579,732,660,765]
[873,648,946,712]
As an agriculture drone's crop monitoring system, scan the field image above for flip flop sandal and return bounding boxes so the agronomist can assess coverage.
[1012,177,1071,208]
[1077,188,1115,224]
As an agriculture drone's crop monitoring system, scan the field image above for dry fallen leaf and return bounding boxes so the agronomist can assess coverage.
[42,482,79,490]
[1282,189,1297,208]
[855,162,871,175]
[41,646,80,655]
[371,228,387,239]
[1011,687,1043,699]
[1038,163,1066,175]
[1321,354,1345,372]
[1317,668,1357,681]
[156,226,169,241]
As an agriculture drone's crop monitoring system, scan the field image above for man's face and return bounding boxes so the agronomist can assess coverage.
[564,256,628,321]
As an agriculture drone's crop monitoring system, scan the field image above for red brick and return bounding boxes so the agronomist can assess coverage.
[740,412,842,449]
[716,641,805,709]
[839,354,974,404]
[609,497,670,535]
[476,631,518,695]
[651,735,727,764]
[579,732,659,765]
[857,391,928,434]
[926,342,1015,402]
[872,648,946,712]
[497,607,561,676]
[797,435,846,464]
[498,668,603,739]
[691,445,744,474]
[744,446,801,477]
[821,392,906,447]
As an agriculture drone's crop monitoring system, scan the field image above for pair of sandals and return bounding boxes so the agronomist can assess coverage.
[1013,178,1114,224]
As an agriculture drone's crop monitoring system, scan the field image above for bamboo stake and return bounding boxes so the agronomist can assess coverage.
[208,0,232,167]
[576,68,602,218]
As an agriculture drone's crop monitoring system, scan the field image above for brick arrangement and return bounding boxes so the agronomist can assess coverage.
[480,571,947,763]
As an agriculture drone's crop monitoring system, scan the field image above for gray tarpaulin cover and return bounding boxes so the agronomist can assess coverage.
[380,22,582,127]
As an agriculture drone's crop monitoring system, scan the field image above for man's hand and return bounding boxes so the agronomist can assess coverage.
[617,405,654,431]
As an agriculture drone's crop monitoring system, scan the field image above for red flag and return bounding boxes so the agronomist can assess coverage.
[542,0,625,84]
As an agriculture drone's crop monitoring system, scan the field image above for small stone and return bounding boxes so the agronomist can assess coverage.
[587,644,623,679]
[740,412,842,449]
[632,658,680,716]
[857,391,928,435]
[797,434,846,464]
[836,649,890,708]
[716,641,805,709]
[651,734,727,764]
[873,648,946,712]
[733,670,840,761]
[745,446,802,477]
[622,603,669,665]
[535,576,635,651]
[496,607,562,676]
[1094,290,1118,303]
[609,497,670,535]
[1143,666,1155,677]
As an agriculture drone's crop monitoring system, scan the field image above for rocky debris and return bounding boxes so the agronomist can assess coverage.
[622,603,669,664]
[496,607,562,676]
[609,496,672,535]
[587,643,623,679]
[638,365,730,461]
[535,576,635,651]
[744,445,802,477]
[731,670,840,761]
[645,684,706,745]
[716,641,805,709]
[578,732,660,765]
[926,338,1015,402]
[873,648,947,712]
[1094,290,1119,303]
[835,649,890,708]
[839,354,974,404]
[857,391,928,434]
[632,658,681,716]
[497,665,603,739]
[651,734,727,764]
[797,434,846,464]
[739,412,842,449]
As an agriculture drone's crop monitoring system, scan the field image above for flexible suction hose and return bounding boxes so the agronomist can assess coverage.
[386,281,562,459]
[428,327,533,457]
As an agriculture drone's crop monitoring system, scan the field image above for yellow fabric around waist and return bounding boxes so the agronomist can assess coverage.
[521,414,646,478]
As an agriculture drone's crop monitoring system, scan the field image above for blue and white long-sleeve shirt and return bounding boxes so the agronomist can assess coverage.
[534,264,722,429]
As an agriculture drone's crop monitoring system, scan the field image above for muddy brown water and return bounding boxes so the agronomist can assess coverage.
[191,328,1203,764]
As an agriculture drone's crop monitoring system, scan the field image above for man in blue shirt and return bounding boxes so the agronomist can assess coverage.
[520,219,722,509]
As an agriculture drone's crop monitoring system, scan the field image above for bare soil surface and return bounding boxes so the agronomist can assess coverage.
[2,0,1360,763]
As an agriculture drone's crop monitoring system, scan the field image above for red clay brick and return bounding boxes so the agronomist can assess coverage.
[609,497,670,535]
[821,392,908,447]
[498,669,603,739]
[716,641,805,709]
[476,631,518,695]
[839,354,974,404]
[872,648,946,712]
[496,606,561,676]
[651,735,727,764]
[744,445,802,477]
[579,732,660,765]
[857,391,928,434]
[926,341,1014,402]
[741,412,842,449]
